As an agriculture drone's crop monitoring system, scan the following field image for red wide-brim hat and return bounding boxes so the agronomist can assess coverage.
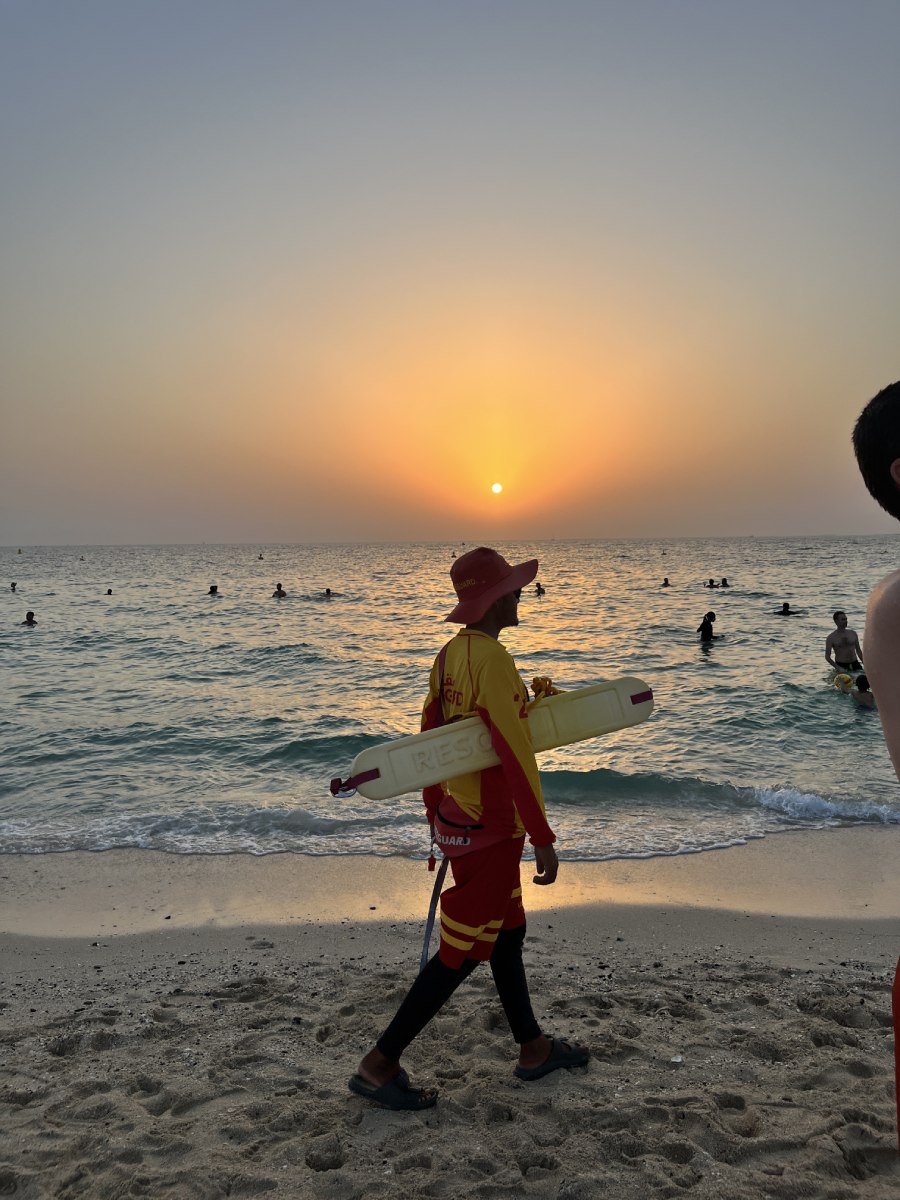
[446,547,539,623]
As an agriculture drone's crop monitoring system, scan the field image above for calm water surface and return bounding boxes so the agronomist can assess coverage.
[3,537,899,861]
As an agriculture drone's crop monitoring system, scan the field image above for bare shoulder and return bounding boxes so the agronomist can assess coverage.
[865,570,900,778]
[865,570,900,681]
[867,568,900,628]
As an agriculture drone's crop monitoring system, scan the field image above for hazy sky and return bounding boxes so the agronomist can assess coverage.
[2,0,898,544]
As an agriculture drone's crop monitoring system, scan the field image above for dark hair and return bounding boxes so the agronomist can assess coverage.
[705,611,716,621]
[852,381,900,520]
[856,674,870,691]
[832,610,845,622]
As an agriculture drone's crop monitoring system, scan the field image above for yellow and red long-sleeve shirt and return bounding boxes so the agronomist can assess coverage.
[420,629,555,847]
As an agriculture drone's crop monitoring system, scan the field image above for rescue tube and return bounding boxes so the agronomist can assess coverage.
[332,676,654,801]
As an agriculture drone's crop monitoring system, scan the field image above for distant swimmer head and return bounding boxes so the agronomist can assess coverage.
[10,582,15,591]
[705,611,716,622]
[661,577,670,586]
[22,611,36,625]
[106,589,112,595]
[781,602,791,614]
[208,584,218,595]
[324,587,332,596]
[720,578,729,586]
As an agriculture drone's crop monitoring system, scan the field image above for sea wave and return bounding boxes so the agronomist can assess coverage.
[1,766,896,859]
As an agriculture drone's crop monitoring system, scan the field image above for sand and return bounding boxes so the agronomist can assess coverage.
[2,828,899,1198]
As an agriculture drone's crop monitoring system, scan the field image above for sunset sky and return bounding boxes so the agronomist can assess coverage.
[2,1,898,545]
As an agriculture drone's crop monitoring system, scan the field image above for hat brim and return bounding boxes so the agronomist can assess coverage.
[445,558,539,623]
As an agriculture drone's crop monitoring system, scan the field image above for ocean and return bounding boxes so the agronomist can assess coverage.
[3,537,899,865]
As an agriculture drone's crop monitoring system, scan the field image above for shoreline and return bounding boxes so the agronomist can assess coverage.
[2,825,900,941]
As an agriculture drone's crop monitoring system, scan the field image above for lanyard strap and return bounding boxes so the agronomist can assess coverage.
[420,855,450,973]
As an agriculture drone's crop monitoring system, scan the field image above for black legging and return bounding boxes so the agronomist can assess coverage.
[376,924,541,1060]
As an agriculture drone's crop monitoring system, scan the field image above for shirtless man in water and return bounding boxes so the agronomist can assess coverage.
[825,611,864,672]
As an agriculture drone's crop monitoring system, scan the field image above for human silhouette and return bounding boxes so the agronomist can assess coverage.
[21,611,37,626]
[697,611,716,641]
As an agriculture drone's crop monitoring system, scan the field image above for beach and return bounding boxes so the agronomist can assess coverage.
[2,828,899,1198]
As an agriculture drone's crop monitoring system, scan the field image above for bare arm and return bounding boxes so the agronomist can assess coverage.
[852,632,864,664]
[863,570,900,775]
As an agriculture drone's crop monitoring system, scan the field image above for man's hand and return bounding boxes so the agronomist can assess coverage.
[533,843,559,886]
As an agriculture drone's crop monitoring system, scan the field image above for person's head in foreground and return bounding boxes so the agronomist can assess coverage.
[833,610,847,629]
[856,674,871,693]
[446,546,538,630]
[853,381,900,519]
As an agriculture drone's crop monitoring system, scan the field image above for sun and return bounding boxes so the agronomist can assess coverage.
[491,482,503,494]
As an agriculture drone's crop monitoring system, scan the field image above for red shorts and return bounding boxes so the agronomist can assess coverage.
[438,836,526,968]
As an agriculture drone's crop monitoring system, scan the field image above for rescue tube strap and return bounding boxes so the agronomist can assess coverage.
[329,767,380,797]
[420,855,449,973]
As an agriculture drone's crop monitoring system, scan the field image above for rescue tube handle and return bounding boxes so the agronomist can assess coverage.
[329,767,381,798]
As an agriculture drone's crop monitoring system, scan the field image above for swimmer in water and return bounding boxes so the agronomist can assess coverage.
[208,585,219,596]
[705,578,719,589]
[697,611,716,642]
[661,577,670,587]
[825,610,863,672]
[21,611,37,626]
[850,674,876,710]
[273,583,287,598]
